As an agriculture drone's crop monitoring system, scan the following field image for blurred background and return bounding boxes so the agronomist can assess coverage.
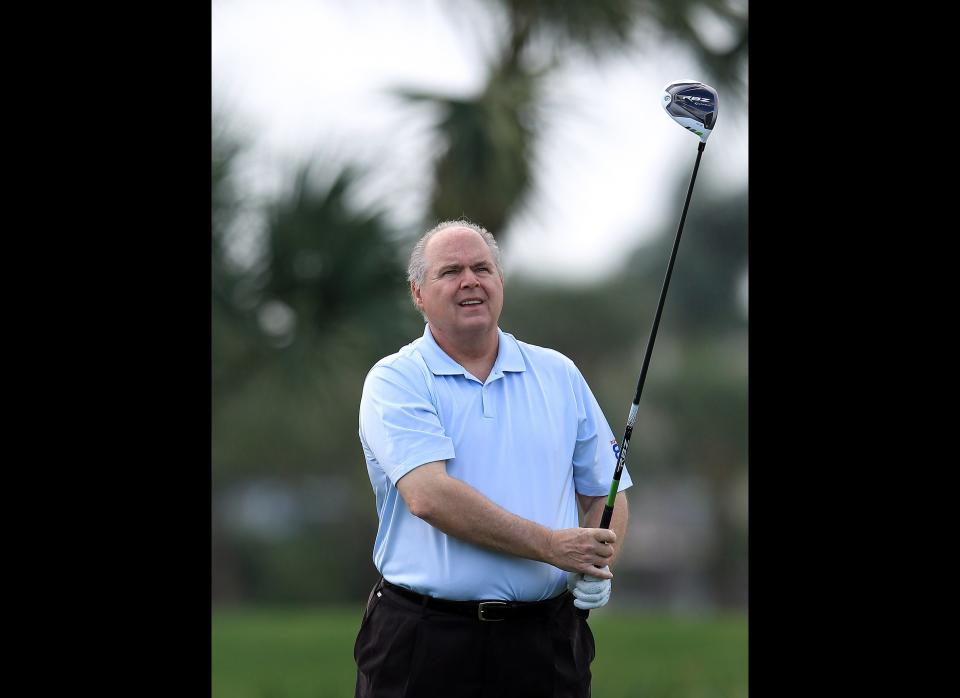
[212,1,747,695]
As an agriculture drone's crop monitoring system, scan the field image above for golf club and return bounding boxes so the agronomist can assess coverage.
[597,80,719,531]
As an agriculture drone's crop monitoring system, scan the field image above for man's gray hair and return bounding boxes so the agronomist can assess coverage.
[407,219,504,288]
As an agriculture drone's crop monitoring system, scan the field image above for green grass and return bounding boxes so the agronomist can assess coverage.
[213,606,747,698]
[588,612,747,697]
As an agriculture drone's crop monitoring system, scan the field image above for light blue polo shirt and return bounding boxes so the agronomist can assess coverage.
[358,324,632,601]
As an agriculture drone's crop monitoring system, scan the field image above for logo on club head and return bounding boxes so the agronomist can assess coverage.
[677,95,711,104]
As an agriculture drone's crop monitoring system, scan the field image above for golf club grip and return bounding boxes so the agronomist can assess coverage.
[598,505,614,529]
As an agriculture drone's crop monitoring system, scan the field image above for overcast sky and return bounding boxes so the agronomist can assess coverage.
[212,0,747,284]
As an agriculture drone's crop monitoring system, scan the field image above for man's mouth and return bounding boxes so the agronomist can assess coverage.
[459,299,483,306]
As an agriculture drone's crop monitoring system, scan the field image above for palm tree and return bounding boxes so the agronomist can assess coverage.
[402,0,747,240]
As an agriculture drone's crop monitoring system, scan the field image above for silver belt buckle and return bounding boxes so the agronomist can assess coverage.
[477,601,507,621]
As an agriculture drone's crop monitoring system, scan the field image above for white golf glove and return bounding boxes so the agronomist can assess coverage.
[566,568,612,610]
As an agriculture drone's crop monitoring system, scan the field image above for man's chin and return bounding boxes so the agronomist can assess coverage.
[447,315,498,335]
[456,318,494,332]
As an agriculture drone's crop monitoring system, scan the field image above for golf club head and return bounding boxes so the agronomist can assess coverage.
[661,80,719,143]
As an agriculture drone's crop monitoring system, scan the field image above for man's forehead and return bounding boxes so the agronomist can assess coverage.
[425,227,494,264]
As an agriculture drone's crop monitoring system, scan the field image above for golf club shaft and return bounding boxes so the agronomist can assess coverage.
[598,141,706,530]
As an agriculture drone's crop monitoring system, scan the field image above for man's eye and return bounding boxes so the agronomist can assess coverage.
[442,269,457,276]
[475,266,489,273]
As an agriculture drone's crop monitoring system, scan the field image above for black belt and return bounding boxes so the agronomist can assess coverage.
[381,580,569,622]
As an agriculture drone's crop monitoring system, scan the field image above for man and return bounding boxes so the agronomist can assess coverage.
[355,219,631,698]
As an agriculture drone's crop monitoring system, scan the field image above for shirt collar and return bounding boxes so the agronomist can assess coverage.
[418,324,526,377]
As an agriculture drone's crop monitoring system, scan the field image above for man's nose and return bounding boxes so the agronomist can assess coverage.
[460,270,480,287]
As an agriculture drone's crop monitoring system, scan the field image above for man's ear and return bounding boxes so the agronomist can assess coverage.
[410,281,423,309]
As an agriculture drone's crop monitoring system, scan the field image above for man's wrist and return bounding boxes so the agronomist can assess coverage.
[539,526,557,567]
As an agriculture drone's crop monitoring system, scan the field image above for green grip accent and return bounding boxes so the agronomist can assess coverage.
[605,477,620,508]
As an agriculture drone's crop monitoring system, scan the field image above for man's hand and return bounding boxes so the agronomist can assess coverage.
[546,528,616,578]
[566,567,612,609]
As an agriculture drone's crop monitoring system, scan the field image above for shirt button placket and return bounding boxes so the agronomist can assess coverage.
[481,373,500,419]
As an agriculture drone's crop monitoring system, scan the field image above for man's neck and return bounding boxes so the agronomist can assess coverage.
[428,324,499,382]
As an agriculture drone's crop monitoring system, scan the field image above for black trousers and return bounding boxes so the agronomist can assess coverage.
[354,579,595,698]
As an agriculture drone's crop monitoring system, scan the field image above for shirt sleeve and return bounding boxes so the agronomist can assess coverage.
[568,362,634,496]
[359,361,456,485]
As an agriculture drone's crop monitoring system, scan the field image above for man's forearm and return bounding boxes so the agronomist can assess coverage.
[412,472,553,561]
[397,462,616,577]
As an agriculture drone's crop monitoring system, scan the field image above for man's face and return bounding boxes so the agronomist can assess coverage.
[412,227,504,340]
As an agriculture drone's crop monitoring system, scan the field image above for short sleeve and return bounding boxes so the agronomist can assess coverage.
[359,362,456,485]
